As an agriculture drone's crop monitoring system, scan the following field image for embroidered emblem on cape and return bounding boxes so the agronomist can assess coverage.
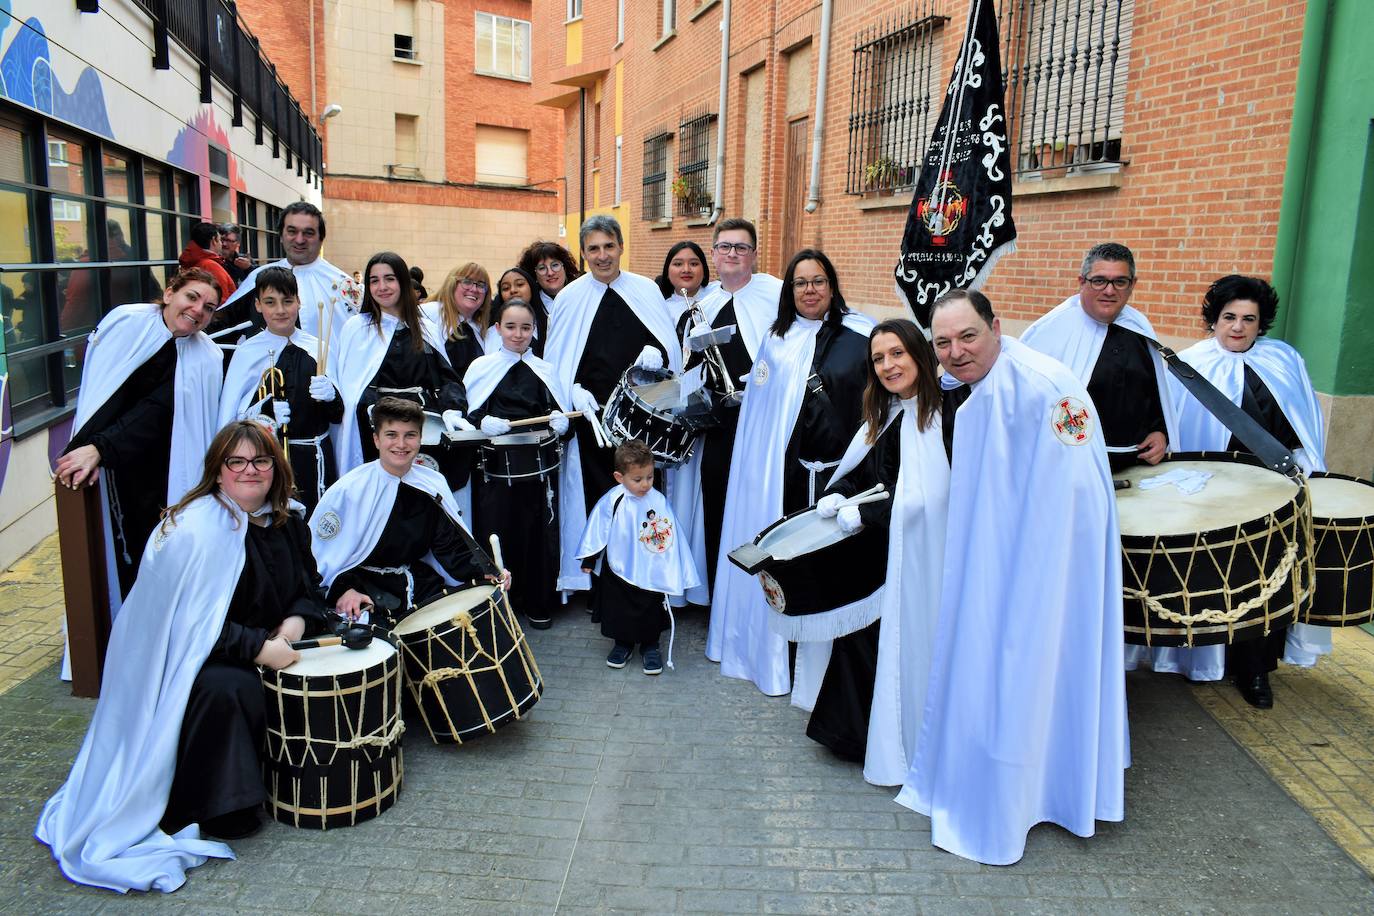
[638,511,674,554]
[760,571,786,613]
[413,452,440,472]
[251,413,279,437]
[151,525,171,553]
[753,359,770,386]
[316,510,342,540]
[1051,397,1093,445]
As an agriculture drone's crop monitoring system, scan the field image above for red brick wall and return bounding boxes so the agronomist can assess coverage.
[233,0,324,114]
[533,0,1305,337]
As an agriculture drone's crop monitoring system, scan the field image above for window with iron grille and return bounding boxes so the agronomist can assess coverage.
[674,111,715,218]
[846,4,947,195]
[998,0,1134,177]
[641,132,670,221]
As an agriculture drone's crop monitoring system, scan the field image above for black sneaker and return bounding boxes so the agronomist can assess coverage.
[606,644,633,668]
[642,647,664,676]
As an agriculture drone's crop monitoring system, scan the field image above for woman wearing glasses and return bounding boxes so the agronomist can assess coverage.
[422,263,494,378]
[38,423,330,890]
[708,248,876,698]
[518,240,581,318]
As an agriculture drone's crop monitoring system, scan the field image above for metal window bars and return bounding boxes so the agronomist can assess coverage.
[642,132,670,221]
[845,3,949,195]
[674,110,716,218]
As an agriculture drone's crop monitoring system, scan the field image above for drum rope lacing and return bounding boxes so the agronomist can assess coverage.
[1124,541,1299,633]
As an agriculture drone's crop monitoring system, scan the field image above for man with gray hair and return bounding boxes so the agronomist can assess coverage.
[544,215,681,596]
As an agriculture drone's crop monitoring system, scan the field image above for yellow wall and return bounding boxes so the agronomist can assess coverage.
[565,18,583,67]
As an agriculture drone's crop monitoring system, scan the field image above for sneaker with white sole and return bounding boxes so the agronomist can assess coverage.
[606,644,633,669]
[642,647,663,675]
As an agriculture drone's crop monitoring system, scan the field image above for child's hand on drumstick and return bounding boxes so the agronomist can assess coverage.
[488,534,512,592]
[334,589,373,622]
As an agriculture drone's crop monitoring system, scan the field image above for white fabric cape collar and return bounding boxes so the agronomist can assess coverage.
[310,460,468,588]
[219,256,360,359]
[217,328,324,427]
[331,311,452,475]
[664,280,720,323]
[575,485,700,596]
[420,302,489,354]
[462,347,570,412]
[693,273,783,360]
[1173,335,1326,471]
[1020,294,1180,448]
[37,495,246,892]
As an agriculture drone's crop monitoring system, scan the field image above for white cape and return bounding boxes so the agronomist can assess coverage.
[218,256,360,362]
[463,347,570,413]
[897,337,1127,865]
[1020,294,1180,448]
[310,461,470,591]
[576,485,700,596]
[217,328,327,427]
[37,496,244,892]
[707,311,875,696]
[543,270,682,592]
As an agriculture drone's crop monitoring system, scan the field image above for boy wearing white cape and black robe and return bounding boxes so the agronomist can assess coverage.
[542,215,680,594]
[577,439,700,675]
[898,290,1127,866]
[311,397,500,629]
[218,267,342,514]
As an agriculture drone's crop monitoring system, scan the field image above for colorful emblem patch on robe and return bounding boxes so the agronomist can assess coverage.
[1051,396,1094,445]
[638,510,674,553]
[759,571,785,612]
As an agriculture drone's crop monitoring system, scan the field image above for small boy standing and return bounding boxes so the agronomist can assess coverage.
[578,439,699,674]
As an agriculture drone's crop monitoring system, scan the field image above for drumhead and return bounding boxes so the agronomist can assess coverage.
[393,586,498,635]
[283,639,395,676]
[1117,459,1300,537]
[757,509,848,561]
[1309,475,1374,520]
[487,432,555,447]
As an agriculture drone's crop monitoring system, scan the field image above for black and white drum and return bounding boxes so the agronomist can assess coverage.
[1303,472,1374,627]
[727,504,888,641]
[391,585,543,744]
[261,636,404,829]
[602,366,716,466]
[1116,451,1313,647]
[478,431,561,484]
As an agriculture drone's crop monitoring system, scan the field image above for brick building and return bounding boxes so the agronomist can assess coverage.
[238,0,567,280]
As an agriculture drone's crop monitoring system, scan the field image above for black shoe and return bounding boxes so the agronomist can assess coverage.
[526,613,552,630]
[1236,673,1274,709]
[606,644,633,668]
[201,807,262,840]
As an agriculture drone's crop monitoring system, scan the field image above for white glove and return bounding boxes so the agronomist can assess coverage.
[308,375,337,402]
[634,345,664,371]
[815,493,844,519]
[836,505,863,534]
[481,415,512,437]
[572,385,600,415]
[442,409,472,433]
[549,410,570,436]
[272,400,292,428]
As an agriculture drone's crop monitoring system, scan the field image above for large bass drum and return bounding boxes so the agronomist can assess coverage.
[1115,451,1313,647]
[1302,472,1374,627]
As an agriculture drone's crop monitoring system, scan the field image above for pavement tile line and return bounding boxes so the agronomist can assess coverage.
[0,535,66,698]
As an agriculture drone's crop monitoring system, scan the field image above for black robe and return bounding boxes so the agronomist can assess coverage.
[572,288,668,509]
[64,338,177,597]
[254,339,343,515]
[326,482,492,628]
[441,327,486,380]
[1088,323,1168,472]
[805,417,902,762]
[1227,365,1305,680]
[676,299,754,587]
[468,361,567,622]
[161,515,328,833]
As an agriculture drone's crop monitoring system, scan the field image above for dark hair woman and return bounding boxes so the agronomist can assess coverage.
[771,247,852,337]
[517,240,580,313]
[656,240,712,320]
[490,265,548,357]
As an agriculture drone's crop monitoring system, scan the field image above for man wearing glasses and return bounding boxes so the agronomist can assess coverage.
[1021,242,1178,472]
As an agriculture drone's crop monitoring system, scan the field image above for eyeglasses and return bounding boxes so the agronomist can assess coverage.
[791,277,830,291]
[713,242,755,255]
[224,455,276,473]
[535,261,564,274]
[459,279,489,292]
[1083,275,1135,291]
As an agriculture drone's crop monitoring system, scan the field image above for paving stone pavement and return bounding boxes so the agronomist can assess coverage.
[2,608,1373,915]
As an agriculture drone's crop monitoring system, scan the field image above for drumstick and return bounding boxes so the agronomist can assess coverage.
[509,411,584,429]
[838,491,891,508]
[489,534,510,592]
[291,627,373,651]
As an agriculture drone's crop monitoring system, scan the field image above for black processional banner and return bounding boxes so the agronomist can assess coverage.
[896,0,1017,328]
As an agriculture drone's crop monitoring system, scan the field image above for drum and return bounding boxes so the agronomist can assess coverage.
[1302,472,1374,626]
[1116,452,1313,647]
[420,410,448,447]
[727,504,888,642]
[602,366,716,466]
[392,585,543,744]
[261,636,404,829]
[478,431,561,483]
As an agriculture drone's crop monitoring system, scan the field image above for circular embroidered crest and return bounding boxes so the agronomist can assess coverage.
[151,525,171,553]
[759,571,786,613]
[638,512,674,554]
[316,510,342,540]
[251,413,279,437]
[413,452,440,472]
[753,359,770,386]
[1051,396,1094,446]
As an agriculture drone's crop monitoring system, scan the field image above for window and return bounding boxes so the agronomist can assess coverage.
[998,0,1134,176]
[390,114,422,180]
[675,110,716,217]
[395,0,418,60]
[641,131,670,221]
[661,0,676,37]
[845,4,946,194]
[474,125,529,185]
[567,0,583,21]
[475,13,531,81]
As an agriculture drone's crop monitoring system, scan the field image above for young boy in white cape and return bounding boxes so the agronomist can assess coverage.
[577,439,699,675]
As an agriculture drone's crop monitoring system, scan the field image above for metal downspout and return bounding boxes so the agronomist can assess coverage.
[804,0,835,213]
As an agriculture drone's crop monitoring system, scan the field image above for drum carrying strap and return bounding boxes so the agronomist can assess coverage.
[1132,330,1299,478]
